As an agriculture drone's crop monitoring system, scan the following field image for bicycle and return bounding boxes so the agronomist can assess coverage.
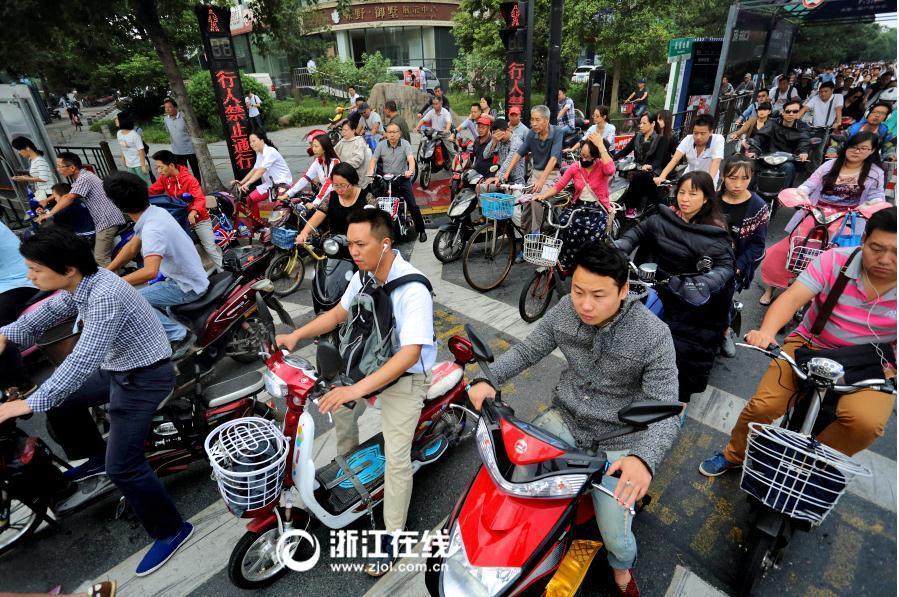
[517,194,581,322]
[733,342,894,596]
[373,174,417,243]
[461,182,531,292]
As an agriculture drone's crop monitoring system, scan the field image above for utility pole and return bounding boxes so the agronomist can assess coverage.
[544,0,564,123]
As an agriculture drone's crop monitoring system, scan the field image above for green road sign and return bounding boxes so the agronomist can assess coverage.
[667,37,693,59]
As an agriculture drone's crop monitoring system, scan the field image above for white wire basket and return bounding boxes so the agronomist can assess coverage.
[204,417,289,517]
[787,236,826,274]
[740,423,871,525]
[378,196,400,217]
[523,233,563,267]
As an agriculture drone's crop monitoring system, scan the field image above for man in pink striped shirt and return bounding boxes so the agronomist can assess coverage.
[700,206,896,477]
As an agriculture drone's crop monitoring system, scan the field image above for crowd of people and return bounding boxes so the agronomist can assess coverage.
[0,60,896,596]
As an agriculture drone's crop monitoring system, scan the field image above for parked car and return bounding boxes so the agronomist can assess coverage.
[388,66,438,92]
[571,65,595,84]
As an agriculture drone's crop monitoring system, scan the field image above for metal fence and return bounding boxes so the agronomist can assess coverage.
[56,142,119,179]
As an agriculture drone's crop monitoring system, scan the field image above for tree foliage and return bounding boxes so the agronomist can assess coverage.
[186,71,273,131]
[315,52,396,93]
[791,24,897,67]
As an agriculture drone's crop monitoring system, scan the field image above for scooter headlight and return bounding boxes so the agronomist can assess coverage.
[447,194,475,217]
[323,238,340,256]
[763,155,788,166]
[262,369,288,399]
[441,522,521,596]
[475,419,589,498]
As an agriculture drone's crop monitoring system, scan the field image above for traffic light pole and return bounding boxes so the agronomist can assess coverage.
[544,0,564,124]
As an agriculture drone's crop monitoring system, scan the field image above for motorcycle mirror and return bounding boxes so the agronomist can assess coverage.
[464,323,494,363]
[316,340,343,381]
[617,401,684,428]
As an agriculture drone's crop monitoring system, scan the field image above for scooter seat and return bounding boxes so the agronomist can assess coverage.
[170,271,236,319]
[563,131,582,148]
[202,370,264,408]
[425,361,464,401]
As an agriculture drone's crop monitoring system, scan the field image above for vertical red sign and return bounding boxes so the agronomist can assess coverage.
[196,5,253,179]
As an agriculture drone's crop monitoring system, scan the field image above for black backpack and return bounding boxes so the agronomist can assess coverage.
[338,272,433,383]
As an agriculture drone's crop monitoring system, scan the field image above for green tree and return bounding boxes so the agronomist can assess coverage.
[791,23,897,66]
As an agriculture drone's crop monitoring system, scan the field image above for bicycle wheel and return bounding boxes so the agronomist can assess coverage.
[519,269,556,322]
[265,251,305,297]
[462,222,515,292]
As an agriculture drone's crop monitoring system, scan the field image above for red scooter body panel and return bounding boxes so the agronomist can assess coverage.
[499,419,565,466]
[458,467,570,568]
[199,280,258,346]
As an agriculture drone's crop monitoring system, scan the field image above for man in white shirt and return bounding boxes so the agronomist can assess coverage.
[799,81,843,129]
[769,75,800,114]
[104,173,210,359]
[245,92,264,132]
[654,113,725,186]
[276,208,434,577]
[357,103,383,148]
[415,96,452,134]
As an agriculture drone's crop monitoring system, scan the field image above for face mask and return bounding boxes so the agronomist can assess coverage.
[579,159,595,168]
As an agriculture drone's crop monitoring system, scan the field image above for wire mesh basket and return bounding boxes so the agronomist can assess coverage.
[378,196,400,217]
[787,236,826,274]
[523,233,563,267]
[272,227,298,251]
[204,417,289,517]
[479,192,516,220]
[740,423,871,525]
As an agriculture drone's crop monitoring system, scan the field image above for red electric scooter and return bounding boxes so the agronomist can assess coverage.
[425,325,681,596]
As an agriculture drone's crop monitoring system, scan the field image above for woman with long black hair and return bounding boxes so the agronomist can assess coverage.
[759,131,885,305]
[281,133,341,209]
[617,171,735,406]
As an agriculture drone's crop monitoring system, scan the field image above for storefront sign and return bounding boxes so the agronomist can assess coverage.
[230,4,254,35]
[315,2,456,28]
[196,5,254,179]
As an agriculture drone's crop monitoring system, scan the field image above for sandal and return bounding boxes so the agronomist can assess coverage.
[758,293,773,306]
[88,581,116,597]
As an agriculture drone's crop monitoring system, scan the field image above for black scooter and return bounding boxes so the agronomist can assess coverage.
[433,168,484,263]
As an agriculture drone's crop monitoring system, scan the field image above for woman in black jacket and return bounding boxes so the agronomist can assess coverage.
[617,171,735,406]
[615,112,670,176]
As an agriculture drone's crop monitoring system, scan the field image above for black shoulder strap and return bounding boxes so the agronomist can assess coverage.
[810,247,862,337]
[383,273,433,295]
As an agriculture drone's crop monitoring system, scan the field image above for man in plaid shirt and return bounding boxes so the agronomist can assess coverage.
[38,152,125,267]
[0,226,192,576]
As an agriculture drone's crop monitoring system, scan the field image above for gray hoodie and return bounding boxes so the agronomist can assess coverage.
[490,295,679,473]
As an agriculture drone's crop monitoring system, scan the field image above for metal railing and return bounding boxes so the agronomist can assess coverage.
[292,68,353,100]
[55,142,119,179]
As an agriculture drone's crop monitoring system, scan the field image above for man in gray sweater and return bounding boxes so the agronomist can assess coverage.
[468,242,679,596]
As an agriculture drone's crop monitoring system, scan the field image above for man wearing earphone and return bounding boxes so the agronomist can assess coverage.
[276,208,435,577]
[701,207,897,477]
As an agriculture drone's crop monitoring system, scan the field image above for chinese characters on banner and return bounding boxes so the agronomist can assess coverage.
[195,5,254,179]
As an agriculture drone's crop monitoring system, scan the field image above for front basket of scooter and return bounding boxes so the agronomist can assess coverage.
[204,417,289,518]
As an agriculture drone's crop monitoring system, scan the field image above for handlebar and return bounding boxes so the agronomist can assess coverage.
[735,342,896,394]
[476,182,533,194]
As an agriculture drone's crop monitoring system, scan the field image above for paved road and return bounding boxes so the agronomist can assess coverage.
[2,217,895,596]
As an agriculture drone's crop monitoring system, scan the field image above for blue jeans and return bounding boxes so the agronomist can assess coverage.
[45,361,184,539]
[139,278,203,342]
[531,409,637,570]
[781,160,798,189]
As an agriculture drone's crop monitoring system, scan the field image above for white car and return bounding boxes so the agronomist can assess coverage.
[571,66,594,84]
[388,66,439,92]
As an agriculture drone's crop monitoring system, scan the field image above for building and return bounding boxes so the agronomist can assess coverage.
[228,1,461,89]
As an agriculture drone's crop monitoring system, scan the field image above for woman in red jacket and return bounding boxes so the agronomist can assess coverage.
[150,150,223,270]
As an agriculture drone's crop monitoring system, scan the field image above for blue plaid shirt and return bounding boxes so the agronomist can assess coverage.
[558,97,575,129]
[0,269,171,412]
[70,169,125,231]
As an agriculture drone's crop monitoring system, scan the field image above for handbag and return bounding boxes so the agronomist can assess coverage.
[832,211,862,248]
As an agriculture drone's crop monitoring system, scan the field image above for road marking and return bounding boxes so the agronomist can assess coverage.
[688,386,897,513]
[663,565,728,597]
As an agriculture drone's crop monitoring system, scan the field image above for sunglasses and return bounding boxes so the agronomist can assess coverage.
[783,109,800,114]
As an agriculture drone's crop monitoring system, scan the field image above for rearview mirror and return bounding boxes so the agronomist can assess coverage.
[316,339,343,380]
[617,401,683,428]
[464,323,494,363]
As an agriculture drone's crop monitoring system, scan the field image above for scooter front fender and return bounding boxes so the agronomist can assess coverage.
[438,221,460,233]
[247,511,278,534]
[455,467,574,569]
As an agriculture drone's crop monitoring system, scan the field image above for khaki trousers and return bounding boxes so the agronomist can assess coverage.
[724,336,895,463]
[333,373,427,532]
[93,226,118,268]
[522,168,560,233]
